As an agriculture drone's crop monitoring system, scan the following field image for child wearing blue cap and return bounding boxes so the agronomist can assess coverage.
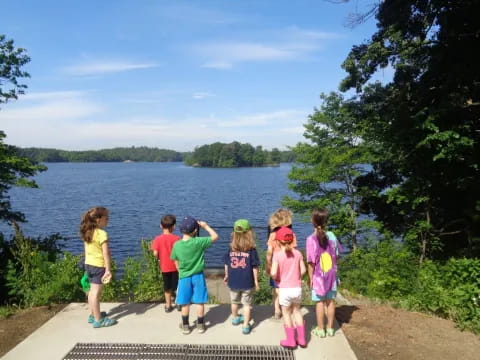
[170,216,218,335]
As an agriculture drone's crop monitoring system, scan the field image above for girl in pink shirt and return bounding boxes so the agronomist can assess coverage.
[270,226,307,349]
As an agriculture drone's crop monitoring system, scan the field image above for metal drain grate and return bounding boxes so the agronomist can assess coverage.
[63,343,296,360]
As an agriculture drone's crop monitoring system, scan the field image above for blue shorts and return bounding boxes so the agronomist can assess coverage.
[311,289,337,301]
[176,272,208,305]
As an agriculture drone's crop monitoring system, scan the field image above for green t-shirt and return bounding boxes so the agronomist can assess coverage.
[170,236,212,278]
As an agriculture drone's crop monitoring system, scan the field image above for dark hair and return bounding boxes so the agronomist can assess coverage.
[311,208,328,249]
[80,206,108,243]
[161,214,176,229]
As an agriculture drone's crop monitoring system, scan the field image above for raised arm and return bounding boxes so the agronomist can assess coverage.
[198,221,219,242]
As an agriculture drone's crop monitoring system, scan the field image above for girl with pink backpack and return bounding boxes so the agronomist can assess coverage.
[307,209,342,338]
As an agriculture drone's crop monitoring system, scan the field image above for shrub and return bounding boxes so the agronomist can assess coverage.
[6,231,84,306]
[340,242,480,334]
[339,240,418,300]
[253,247,273,305]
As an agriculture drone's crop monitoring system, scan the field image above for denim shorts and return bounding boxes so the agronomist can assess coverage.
[311,289,337,301]
[85,264,106,285]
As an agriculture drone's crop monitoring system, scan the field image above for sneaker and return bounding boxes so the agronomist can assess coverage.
[231,315,244,326]
[176,304,182,311]
[197,323,206,334]
[165,306,174,313]
[179,323,190,335]
[88,311,107,323]
[92,317,117,328]
[326,328,335,337]
[242,325,251,335]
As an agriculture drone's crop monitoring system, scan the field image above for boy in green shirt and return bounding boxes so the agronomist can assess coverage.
[170,216,218,334]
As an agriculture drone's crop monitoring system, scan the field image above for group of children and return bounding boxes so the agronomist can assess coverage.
[80,207,340,349]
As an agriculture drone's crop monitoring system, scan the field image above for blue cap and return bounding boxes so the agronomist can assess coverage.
[179,216,199,234]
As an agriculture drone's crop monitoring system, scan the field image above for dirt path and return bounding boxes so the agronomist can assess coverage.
[0,300,479,359]
[337,296,480,360]
[0,304,66,357]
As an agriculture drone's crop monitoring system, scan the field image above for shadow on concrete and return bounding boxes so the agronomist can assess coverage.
[205,304,231,328]
[107,302,161,320]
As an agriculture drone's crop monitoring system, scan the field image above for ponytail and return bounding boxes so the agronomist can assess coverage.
[80,206,108,243]
[311,209,328,249]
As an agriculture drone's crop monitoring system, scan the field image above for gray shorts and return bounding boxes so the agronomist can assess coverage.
[85,264,105,285]
[229,288,254,305]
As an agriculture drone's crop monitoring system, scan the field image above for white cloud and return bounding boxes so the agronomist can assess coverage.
[63,60,158,76]
[0,91,307,151]
[218,110,306,128]
[194,26,342,68]
[192,92,215,100]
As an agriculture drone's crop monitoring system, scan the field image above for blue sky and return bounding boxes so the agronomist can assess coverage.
[1,0,380,151]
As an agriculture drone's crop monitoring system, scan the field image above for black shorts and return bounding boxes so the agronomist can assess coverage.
[162,271,179,292]
[85,264,106,284]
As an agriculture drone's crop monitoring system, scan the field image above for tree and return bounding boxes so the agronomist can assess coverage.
[283,92,378,250]
[340,0,480,260]
[1,35,45,224]
[0,35,30,105]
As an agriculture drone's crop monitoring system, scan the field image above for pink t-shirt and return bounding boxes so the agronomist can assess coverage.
[151,233,180,273]
[272,248,303,288]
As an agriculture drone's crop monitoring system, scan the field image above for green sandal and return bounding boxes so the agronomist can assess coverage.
[327,328,335,337]
[92,317,117,328]
[311,327,326,338]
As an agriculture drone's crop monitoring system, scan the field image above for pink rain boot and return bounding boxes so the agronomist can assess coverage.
[280,326,297,349]
[296,322,307,348]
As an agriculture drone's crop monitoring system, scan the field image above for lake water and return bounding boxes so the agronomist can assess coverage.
[2,162,314,268]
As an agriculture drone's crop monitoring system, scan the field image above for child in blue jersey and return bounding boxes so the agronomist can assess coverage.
[223,219,260,335]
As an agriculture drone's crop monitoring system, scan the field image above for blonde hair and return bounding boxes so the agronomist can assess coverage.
[230,229,256,252]
[268,208,293,230]
[80,206,108,243]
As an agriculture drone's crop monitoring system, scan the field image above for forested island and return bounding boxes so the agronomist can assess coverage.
[18,143,295,166]
[183,141,294,167]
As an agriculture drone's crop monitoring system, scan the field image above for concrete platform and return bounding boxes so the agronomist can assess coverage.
[2,302,357,360]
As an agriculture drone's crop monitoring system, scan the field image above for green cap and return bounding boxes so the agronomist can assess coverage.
[233,219,251,233]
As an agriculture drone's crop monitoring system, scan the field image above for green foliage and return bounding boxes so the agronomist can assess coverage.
[340,243,480,333]
[18,146,183,163]
[0,34,30,105]
[339,240,418,300]
[252,247,273,305]
[0,305,16,319]
[184,141,294,168]
[5,228,84,306]
[283,92,381,249]
[102,240,163,302]
[339,1,480,259]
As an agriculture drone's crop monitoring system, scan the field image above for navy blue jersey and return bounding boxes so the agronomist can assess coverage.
[223,248,260,290]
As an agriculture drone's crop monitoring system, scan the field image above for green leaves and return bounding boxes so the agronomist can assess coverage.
[284,92,376,249]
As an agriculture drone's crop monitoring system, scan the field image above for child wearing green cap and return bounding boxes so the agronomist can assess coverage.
[223,219,260,335]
